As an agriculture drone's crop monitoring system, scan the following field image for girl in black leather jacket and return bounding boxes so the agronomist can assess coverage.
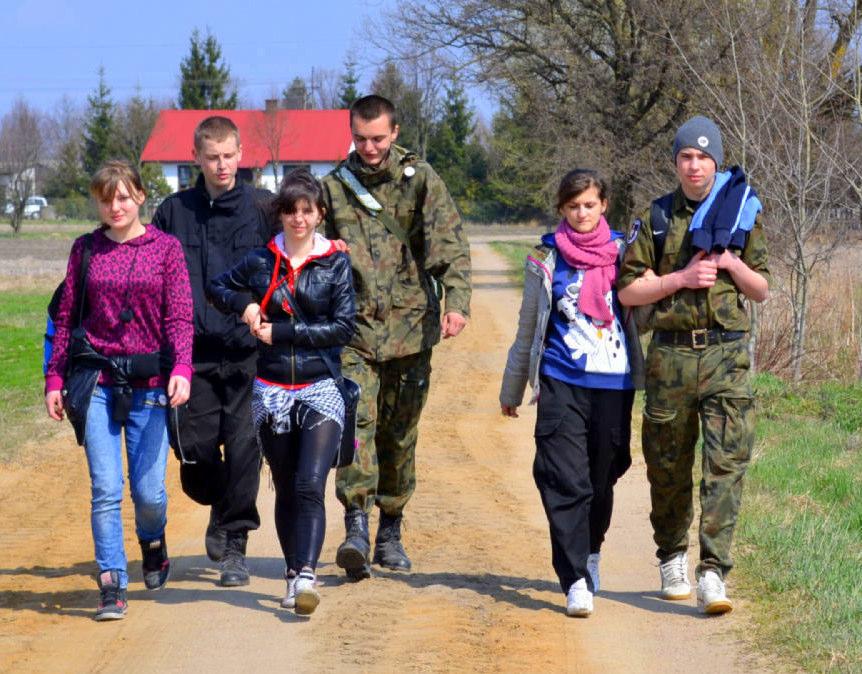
[207,169,355,615]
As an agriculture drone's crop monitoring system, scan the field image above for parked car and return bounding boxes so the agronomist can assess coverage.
[3,195,48,219]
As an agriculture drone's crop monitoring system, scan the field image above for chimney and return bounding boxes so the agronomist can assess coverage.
[264,98,278,112]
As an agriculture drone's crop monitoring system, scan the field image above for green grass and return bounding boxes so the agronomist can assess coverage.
[737,374,862,672]
[490,243,862,673]
[0,292,55,461]
[488,240,536,285]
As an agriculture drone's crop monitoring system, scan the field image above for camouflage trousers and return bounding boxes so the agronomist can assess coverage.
[642,338,754,579]
[335,347,432,515]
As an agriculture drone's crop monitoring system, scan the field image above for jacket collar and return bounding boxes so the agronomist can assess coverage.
[194,173,248,212]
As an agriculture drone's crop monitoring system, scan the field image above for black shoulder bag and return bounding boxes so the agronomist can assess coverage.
[280,287,359,469]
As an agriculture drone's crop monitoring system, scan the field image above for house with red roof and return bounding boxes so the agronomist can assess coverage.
[141,106,353,192]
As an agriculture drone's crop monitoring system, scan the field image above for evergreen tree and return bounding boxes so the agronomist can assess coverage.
[116,91,161,165]
[282,77,310,109]
[82,67,117,176]
[338,58,361,108]
[371,61,422,152]
[178,29,238,109]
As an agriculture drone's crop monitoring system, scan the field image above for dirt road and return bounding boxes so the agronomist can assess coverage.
[1,242,763,673]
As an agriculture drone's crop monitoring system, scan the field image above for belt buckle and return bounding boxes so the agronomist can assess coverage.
[691,329,708,349]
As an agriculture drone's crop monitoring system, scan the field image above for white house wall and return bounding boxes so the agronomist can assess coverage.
[155,162,337,193]
[162,164,179,192]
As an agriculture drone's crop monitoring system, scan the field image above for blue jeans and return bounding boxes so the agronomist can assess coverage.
[84,386,169,589]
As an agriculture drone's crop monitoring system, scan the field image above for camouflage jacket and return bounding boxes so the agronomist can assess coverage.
[322,145,471,362]
[618,187,770,332]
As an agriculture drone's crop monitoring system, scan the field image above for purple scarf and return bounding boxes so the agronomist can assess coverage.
[554,216,618,324]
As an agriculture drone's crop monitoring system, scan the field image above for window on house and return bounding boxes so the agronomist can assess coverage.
[178,164,193,190]
[282,163,311,178]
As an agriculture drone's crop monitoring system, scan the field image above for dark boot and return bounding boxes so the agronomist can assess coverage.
[220,531,250,587]
[372,512,411,571]
[335,509,371,581]
[205,508,227,562]
[140,535,170,590]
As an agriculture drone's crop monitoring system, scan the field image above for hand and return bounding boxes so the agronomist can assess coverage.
[332,238,350,254]
[501,405,519,418]
[167,375,190,407]
[45,390,64,421]
[678,251,717,289]
[242,303,262,332]
[441,311,467,339]
[707,250,739,271]
[254,322,273,345]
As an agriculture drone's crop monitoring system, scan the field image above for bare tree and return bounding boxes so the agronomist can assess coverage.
[310,68,342,109]
[251,106,291,189]
[0,100,45,234]
[377,0,706,223]
[659,0,862,381]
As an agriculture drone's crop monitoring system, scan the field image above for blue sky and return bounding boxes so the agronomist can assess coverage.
[2,0,496,123]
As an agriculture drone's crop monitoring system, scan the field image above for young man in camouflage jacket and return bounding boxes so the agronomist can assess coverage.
[322,95,471,580]
[617,116,769,614]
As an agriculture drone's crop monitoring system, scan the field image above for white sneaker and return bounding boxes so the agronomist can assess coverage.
[659,551,691,600]
[566,578,593,617]
[281,571,297,609]
[697,570,733,614]
[587,553,600,593]
[294,570,320,615]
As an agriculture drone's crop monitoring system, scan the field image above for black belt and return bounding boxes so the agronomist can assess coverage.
[653,329,747,349]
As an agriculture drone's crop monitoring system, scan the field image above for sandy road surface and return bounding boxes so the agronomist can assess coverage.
[0,242,765,673]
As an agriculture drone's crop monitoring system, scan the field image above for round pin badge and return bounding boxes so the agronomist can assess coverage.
[403,166,416,178]
[697,135,709,148]
[158,393,168,407]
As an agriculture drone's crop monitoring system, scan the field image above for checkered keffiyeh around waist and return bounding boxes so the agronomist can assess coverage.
[252,377,345,434]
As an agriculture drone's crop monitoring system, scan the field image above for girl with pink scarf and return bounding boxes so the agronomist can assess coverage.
[499,170,643,618]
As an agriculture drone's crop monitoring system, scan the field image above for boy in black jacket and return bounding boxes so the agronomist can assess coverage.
[152,115,271,586]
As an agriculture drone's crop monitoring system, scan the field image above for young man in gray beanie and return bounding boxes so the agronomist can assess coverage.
[616,115,770,614]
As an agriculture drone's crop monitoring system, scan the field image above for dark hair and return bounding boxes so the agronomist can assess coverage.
[194,115,240,150]
[90,159,146,204]
[271,168,326,219]
[556,169,609,210]
[350,94,398,128]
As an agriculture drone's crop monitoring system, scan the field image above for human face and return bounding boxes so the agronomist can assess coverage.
[559,186,608,234]
[675,148,717,200]
[194,136,242,195]
[280,198,323,249]
[98,182,144,238]
[351,114,399,167]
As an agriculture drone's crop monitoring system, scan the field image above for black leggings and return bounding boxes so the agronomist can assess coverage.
[258,403,341,573]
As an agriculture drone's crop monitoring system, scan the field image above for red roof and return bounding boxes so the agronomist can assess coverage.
[141,109,352,167]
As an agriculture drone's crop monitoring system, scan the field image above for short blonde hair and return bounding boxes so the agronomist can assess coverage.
[89,159,146,204]
[194,115,240,150]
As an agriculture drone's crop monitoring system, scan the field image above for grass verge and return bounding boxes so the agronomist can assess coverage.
[489,240,862,672]
[737,373,861,672]
[0,291,55,462]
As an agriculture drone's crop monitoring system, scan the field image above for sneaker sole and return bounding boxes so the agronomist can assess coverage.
[294,590,320,615]
[281,597,296,609]
[566,608,592,618]
[94,610,127,621]
[336,546,368,571]
[700,599,733,615]
[220,576,250,587]
[372,558,412,572]
[660,589,691,600]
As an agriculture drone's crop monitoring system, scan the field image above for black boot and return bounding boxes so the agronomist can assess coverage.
[140,535,170,590]
[205,508,227,562]
[373,512,411,571]
[335,509,371,581]
[220,531,250,587]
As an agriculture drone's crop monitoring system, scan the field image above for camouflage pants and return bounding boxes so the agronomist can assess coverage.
[335,347,432,516]
[642,338,754,578]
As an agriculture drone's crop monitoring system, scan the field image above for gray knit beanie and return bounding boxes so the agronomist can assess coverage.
[672,115,723,168]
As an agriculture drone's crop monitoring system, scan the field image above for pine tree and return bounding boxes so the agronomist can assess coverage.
[338,58,360,108]
[178,29,238,109]
[82,67,117,176]
[371,62,422,152]
[282,77,310,109]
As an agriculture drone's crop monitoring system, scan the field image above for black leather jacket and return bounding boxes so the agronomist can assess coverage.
[206,241,355,385]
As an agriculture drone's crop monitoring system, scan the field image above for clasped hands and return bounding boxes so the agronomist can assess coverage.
[242,303,273,345]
